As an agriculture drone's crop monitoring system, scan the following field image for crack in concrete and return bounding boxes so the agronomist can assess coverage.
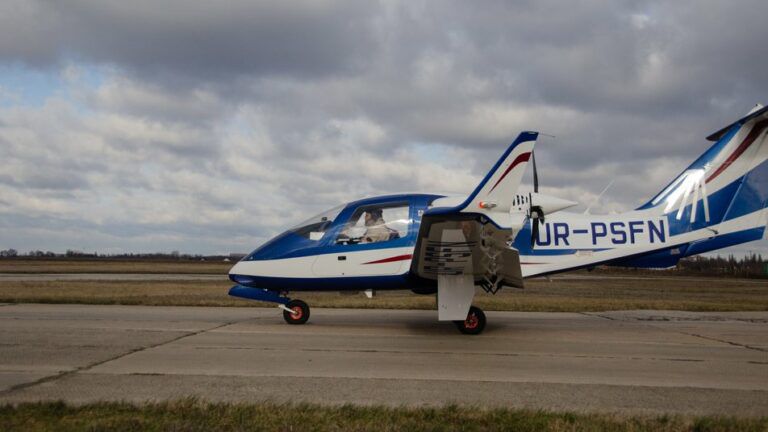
[674,331,767,353]
[579,312,616,321]
[583,311,768,353]
[0,320,238,397]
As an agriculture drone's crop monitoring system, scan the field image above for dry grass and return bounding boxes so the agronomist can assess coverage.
[1,400,765,432]
[0,259,231,274]
[0,275,765,311]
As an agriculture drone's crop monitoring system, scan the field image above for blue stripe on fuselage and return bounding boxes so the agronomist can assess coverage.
[229,272,432,292]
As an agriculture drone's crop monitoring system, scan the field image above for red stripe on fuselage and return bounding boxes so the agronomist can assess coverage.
[363,254,413,265]
[489,152,531,192]
[706,119,768,183]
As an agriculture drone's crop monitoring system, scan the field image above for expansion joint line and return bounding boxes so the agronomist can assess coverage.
[580,312,766,353]
[0,320,237,397]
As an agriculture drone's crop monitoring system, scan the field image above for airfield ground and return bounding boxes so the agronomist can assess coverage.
[0,260,766,430]
[0,259,765,311]
[3,401,766,432]
[0,304,766,429]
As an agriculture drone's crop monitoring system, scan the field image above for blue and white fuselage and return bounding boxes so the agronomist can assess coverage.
[230,193,438,292]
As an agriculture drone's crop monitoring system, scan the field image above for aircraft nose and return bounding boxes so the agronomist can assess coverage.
[228,260,242,275]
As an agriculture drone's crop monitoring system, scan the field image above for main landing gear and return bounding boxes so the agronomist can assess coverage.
[454,306,486,335]
[228,285,486,333]
[282,299,310,325]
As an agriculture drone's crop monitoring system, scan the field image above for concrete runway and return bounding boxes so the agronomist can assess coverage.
[0,304,766,416]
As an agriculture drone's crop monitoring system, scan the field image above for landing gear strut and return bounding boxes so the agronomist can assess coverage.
[282,299,310,325]
[454,306,486,335]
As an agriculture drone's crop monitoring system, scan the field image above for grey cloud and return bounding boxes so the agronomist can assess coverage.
[0,212,271,253]
[86,79,229,126]
[0,170,89,191]
[1,0,377,81]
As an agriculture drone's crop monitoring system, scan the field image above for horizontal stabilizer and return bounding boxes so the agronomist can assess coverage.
[706,104,768,142]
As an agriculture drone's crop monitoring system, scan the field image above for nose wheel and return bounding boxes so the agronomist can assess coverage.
[454,306,486,335]
[282,299,310,325]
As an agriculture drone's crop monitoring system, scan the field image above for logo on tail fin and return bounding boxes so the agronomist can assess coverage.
[652,166,711,223]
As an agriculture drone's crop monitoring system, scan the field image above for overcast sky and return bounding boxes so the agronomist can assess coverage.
[1,0,766,256]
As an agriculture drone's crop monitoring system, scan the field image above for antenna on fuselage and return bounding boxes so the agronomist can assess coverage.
[583,179,615,215]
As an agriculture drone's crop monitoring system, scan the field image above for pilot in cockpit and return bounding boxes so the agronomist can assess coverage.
[360,208,390,243]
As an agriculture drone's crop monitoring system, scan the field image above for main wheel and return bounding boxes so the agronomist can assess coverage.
[454,306,486,335]
[283,299,310,325]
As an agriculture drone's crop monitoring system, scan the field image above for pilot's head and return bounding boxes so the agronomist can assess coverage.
[364,208,383,226]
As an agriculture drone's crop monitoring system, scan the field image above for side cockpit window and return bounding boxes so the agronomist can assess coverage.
[336,203,411,245]
[289,204,345,241]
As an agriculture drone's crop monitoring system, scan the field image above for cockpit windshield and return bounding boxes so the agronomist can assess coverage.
[288,204,345,241]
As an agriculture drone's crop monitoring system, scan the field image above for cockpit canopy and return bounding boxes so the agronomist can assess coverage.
[242,194,442,261]
[288,204,345,241]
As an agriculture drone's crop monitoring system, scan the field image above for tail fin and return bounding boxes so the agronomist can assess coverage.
[639,104,768,253]
[640,105,768,222]
[460,131,539,212]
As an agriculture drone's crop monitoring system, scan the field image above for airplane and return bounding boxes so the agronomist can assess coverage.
[228,105,768,334]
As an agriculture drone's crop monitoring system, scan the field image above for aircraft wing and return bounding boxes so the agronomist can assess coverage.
[410,132,538,320]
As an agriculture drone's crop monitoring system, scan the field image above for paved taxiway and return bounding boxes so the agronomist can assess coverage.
[0,304,766,416]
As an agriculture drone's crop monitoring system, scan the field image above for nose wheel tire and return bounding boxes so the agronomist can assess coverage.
[283,299,310,325]
[454,306,486,335]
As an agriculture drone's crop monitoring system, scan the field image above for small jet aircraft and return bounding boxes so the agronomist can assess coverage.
[229,105,768,334]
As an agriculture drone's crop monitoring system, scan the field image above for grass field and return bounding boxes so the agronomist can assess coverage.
[0,274,765,311]
[0,259,231,274]
[1,400,765,432]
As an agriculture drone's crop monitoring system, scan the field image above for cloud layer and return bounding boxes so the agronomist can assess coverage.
[1,0,767,255]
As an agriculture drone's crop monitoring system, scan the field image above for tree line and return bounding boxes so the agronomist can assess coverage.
[0,249,242,261]
[674,254,767,278]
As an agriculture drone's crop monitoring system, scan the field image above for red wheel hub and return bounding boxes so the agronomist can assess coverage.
[464,313,479,329]
[290,306,303,320]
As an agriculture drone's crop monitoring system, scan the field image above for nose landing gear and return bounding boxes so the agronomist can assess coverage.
[228,286,311,325]
[454,306,486,335]
[282,299,310,325]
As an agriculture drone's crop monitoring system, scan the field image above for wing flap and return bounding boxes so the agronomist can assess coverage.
[413,214,524,290]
